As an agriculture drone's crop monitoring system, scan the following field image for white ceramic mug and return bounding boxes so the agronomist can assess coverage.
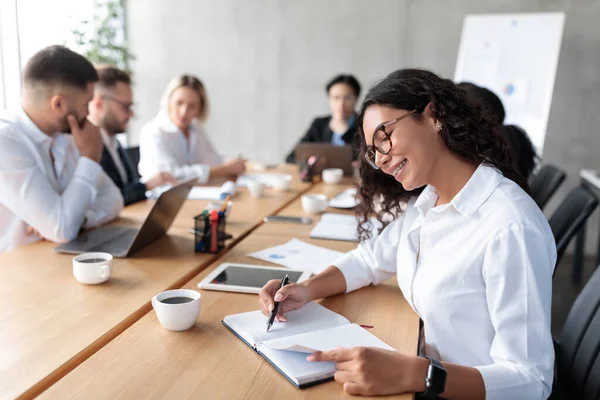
[322,168,344,184]
[72,252,113,285]
[301,193,328,214]
[247,180,265,197]
[152,289,202,331]
[272,175,291,191]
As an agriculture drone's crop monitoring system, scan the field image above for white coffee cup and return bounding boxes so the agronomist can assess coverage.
[247,180,265,197]
[152,289,201,331]
[272,175,291,191]
[301,193,328,214]
[72,252,113,285]
[322,168,344,184]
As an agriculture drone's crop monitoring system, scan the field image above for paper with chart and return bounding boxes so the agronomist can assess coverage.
[247,238,344,273]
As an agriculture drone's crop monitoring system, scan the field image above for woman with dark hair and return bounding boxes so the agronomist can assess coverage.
[286,74,361,163]
[502,125,538,180]
[457,82,539,180]
[261,69,555,399]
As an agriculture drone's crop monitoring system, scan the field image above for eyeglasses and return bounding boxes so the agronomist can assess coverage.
[102,95,134,113]
[364,110,416,169]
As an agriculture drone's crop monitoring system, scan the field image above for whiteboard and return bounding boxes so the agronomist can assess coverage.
[454,12,565,155]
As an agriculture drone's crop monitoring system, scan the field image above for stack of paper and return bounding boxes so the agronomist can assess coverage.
[187,186,223,200]
[247,238,344,274]
[328,188,359,209]
[310,213,381,242]
[236,173,292,188]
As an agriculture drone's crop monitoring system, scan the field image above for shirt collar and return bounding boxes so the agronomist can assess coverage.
[413,164,503,217]
[100,128,117,149]
[156,110,197,137]
[16,107,52,145]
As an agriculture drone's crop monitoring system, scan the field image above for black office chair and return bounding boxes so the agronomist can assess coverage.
[548,185,598,271]
[552,265,600,399]
[125,146,141,177]
[530,164,567,210]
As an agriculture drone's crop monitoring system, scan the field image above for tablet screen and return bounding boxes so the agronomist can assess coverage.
[210,265,304,288]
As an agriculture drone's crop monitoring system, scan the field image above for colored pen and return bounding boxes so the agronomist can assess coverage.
[210,209,218,252]
[266,274,289,333]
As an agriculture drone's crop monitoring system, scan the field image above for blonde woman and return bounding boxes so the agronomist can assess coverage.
[138,74,246,183]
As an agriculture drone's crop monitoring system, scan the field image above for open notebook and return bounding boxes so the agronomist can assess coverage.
[222,302,394,388]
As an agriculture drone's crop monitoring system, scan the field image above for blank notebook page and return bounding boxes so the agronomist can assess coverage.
[223,302,350,346]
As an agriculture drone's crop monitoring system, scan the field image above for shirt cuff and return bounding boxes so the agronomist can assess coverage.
[332,251,372,293]
[194,165,211,184]
[474,362,550,400]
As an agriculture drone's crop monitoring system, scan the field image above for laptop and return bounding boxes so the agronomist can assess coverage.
[54,179,195,257]
[294,143,353,176]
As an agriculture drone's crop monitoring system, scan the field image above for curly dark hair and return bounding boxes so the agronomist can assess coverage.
[355,69,528,241]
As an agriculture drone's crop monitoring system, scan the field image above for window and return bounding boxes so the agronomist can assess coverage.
[0,0,93,110]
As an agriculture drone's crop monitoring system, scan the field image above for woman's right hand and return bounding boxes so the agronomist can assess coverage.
[258,280,311,322]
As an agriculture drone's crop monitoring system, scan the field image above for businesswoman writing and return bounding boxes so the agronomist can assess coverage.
[260,69,555,399]
[138,74,245,183]
[286,74,361,163]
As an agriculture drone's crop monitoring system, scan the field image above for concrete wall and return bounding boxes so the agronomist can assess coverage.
[126,0,600,255]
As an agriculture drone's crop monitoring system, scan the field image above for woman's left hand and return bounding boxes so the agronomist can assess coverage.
[307,347,426,396]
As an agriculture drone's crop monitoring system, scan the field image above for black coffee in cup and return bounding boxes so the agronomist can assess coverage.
[160,296,194,304]
[79,258,108,263]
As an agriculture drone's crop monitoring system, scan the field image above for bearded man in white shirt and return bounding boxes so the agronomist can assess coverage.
[0,45,124,253]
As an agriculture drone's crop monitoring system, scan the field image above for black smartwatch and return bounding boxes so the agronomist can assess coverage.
[417,356,447,399]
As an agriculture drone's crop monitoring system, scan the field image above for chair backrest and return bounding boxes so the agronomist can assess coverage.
[125,146,140,177]
[556,266,600,399]
[530,164,567,210]
[548,185,598,267]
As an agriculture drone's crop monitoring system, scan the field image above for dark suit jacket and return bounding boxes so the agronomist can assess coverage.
[286,115,358,163]
[100,143,147,206]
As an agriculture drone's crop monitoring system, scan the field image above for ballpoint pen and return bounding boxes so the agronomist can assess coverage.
[266,274,289,332]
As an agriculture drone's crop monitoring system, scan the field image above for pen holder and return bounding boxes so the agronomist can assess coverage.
[193,211,230,253]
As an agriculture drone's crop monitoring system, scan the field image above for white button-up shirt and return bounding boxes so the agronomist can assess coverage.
[333,164,556,400]
[0,108,124,253]
[138,111,223,183]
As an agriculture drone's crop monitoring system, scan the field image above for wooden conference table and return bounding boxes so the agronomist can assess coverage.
[41,180,419,400]
[1,170,419,400]
[0,167,309,400]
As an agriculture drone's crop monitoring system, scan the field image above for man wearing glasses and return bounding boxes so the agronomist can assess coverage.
[89,66,176,205]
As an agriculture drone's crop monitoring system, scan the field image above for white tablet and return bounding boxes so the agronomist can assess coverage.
[197,263,311,294]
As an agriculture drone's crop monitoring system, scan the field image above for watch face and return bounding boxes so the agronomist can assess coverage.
[428,364,447,393]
